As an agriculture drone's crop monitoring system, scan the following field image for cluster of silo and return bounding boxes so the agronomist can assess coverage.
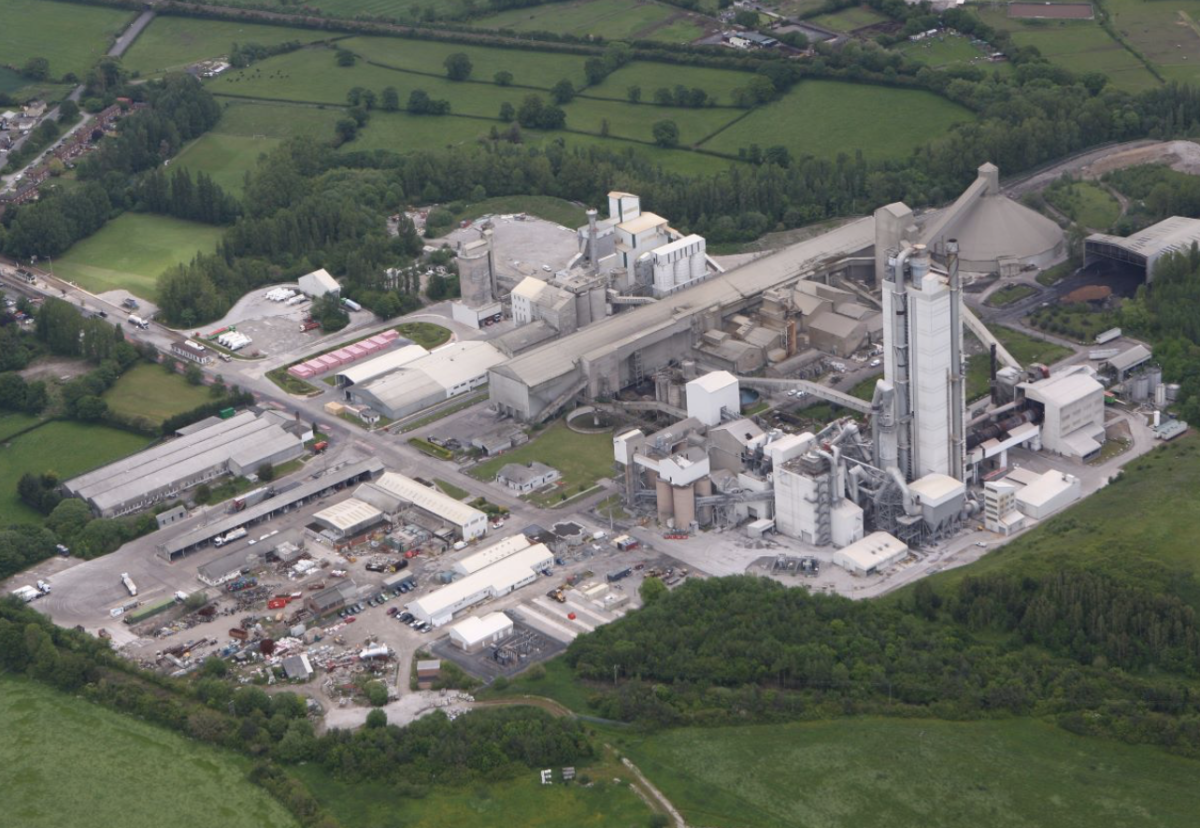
[651,235,707,296]
[1128,364,1163,404]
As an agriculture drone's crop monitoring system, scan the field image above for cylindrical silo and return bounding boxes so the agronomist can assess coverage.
[674,256,688,289]
[672,483,696,529]
[654,259,671,292]
[656,478,674,523]
[690,249,705,281]
[1147,366,1162,395]
[695,477,713,526]
[1132,374,1149,402]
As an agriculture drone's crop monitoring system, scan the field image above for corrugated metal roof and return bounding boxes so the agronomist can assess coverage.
[313,498,383,532]
[372,472,486,528]
[1088,216,1200,260]
[493,217,874,388]
[336,344,429,386]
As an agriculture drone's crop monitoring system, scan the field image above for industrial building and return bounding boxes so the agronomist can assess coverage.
[309,499,386,544]
[197,546,261,587]
[451,227,503,329]
[157,458,383,561]
[307,580,360,615]
[334,343,429,388]
[448,612,513,652]
[406,544,553,626]
[64,411,306,518]
[1084,216,1200,280]
[496,462,560,493]
[298,268,340,298]
[356,472,487,541]
[347,342,504,420]
[1019,367,1105,460]
[453,534,533,575]
[833,532,908,575]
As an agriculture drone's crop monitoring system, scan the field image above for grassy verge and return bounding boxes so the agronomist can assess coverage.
[985,283,1037,307]
[395,321,452,349]
[482,658,600,714]
[1036,262,1073,286]
[265,367,322,397]
[435,478,471,500]
[409,437,453,459]
[0,675,296,828]
[467,420,614,500]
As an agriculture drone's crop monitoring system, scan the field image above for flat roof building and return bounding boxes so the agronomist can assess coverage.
[833,531,908,575]
[1021,368,1105,460]
[1012,470,1081,520]
[407,544,553,626]
[496,461,560,493]
[172,340,211,365]
[335,344,429,388]
[448,612,513,652]
[64,411,305,517]
[454,534,532,575]
[197,546,261,586]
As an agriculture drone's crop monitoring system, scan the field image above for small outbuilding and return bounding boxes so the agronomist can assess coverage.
[496,461,560,493]
[298,269,340,298]
[448,612,513,652]
[282,653,313,681]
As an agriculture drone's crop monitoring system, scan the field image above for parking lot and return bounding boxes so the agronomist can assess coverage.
[438,213,580,288]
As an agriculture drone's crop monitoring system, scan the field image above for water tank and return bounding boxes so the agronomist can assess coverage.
[1147,366,1162,395]
[1131,374,1150,402]
[1167,383,1181,401]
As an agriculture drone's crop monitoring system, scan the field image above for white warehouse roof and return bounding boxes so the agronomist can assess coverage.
[454,534,532,575]
[449,612,513,648]
[1023,370,1103,407]
[834,531,908,575]
[299,268,340,295]
[371,472,486,529]
[313,498,383,533]
[908,473,967,508]
[357,341,505,409]
[336,344,429,386]
[408,544,552,624]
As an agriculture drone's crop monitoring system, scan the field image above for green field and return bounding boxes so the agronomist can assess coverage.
[54,213,225,301]
[901,33,1001,71]
[395,321,453,348]
[972,9,1159,92]
[0,676,296,828]
[1044,180,1121,230]
[0,420,152,525]
[0,0,134,81]
[281,0,470,20]
[341,35,590,90]
[618,718,1200,828]
[103,363,214,423]
[809,4,889,31]
[342,108,489,152]
[702,80,972,161]
[587,61,754,103]
[0,411,42,442]
[472,0,702,43]
[294,759,651,828]
[175,132,280,195]
[122,15,332,76]
[459,195,587,227]
[1107,0,1200,84]
[468,420,614,503]
[564,96,738,146]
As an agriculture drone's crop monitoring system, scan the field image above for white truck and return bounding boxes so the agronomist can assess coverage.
[36,579,51,594]
[214,527,247,547]
[121,572,138,597]
[128,314,149,330]
[12,585,40,603]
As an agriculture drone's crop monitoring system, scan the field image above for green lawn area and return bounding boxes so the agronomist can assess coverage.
[472,0,684,41]
[1044,180,1121,231]
[395,321,452,348]
[0,0,134,81]
[341,109,491,152]
[647,18,706,42]
[174,132,279,196]
[103,363,214,423]
[985,283,1037,307]
[0,676,296,828]
[809,4,889,30]
[0,411,43,442]
[290,0,473,20]
[485,655,603,713]
[1107,0,1200,84]
[0,420,152,525]
[900,33,997,70]
[1036,261,1073,286]
[468,420,614,504]
[563,97,739,146]
[587,61,753,103]
[617,717,1200,828]
[340,35,590,90]
[122,15,331,76]
[1027,304,1119,343]
[434,478,471,499]
[53,213,225,302]
[701,81,972,161]
[459,195,586,227]
[293,754,651,828]
[213,99,345,140]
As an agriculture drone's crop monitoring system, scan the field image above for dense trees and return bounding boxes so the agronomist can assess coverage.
[652,120,679,148]
[407,89,451,115]
[443,52,473,81]
[133,168,241,225]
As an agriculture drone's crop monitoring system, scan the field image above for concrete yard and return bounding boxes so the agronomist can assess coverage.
[437,214,580,289]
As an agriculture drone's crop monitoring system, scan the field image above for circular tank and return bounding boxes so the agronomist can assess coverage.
[740,388,761,411]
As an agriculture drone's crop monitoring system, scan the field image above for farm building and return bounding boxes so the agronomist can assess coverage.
[298,268,340,297]
[356,472,487,541]
[496,462,560,493]
[63,411,305,517]
[406,544,553,626]
[449,612,513,652]
[833,532,908,575]
[348,341,505,420]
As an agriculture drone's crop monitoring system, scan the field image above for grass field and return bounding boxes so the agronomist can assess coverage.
[293,756,651,827]
[342,109,490,152]
[54,214,225,301]
[395,321,452,348]
[901,33,1002,71]
[468,420,614,504]
[564,97,738,146]
[121,16,332,76]
[0,420,152,525]
[1045,180,1121,230]
[175,132,280,195]
[0,411,42,442]
[555,131,738,175]
[0,676,296,828]
[809,4,889,31]
[985,283,1037,307]
[472,0,702,43]
[0,0,134,81]
[341,35,590,90]
[617,717,1200,828]
[103,363,214,423]
[702,80,971,161]
[458,195,587,226]
[587,61,754,103]
[1107,0,1200,84]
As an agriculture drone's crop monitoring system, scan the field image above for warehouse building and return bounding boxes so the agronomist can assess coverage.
[407,544,553,626]
[449,612,513,652]
[1020,368,1105,460]
[356,471,487,541]
[309,498,386,544]
[833,532,908,575]
[197,547,262,587]
[64,411,305,517]
[453,534,532,575]
[349,342,506,420]
[298,268,340,297]
[1085,216,1200,281]
[1005,468,1082,520]
[157,458,383,561]
[335,343,429,388]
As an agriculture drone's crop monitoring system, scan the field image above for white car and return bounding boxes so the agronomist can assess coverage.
[869,358,882,368]
[787,389,798,397]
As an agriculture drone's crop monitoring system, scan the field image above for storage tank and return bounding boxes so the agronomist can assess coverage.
[1147,366,1162,396]
[1155,384,1167,409]
[1167,383,1181,402]
[695,477,713,526]
[672,483,696,529]
[656,478,674,523]
[654,260,672,292]
[1131,374,1150,402]
[689,249,706,281]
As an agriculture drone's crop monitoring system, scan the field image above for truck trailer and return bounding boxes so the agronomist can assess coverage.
[121,573,138,596]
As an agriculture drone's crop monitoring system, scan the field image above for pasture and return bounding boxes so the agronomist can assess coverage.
[0,677,296,828]
[472,0,705,43]
[0,0,134,81]
[809,4,889,31]
[343,109,490,153]
[294,759,652,828]
[1107,0,1200,84]
[563,96,739,145]
[121,15,332,76]
[53,213,225,301]
[901,33,1003,71]
[174,133,280,195]
[0,420,151,525]
[103,363,214,423]
[1044,180,1121,230]
[587,61,754,103]
[619,718,1200,828]
[701,80,971,161]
